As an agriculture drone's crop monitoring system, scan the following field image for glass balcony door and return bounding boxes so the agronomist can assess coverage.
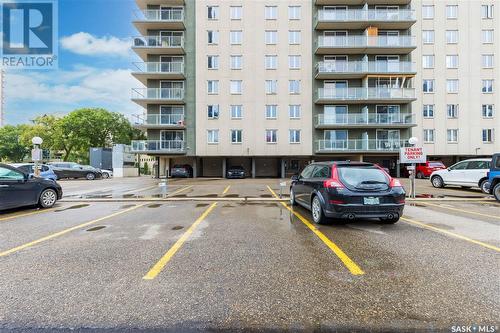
[376,105,401,123]
[324,105,348,124]
[376,129,400,150]
[324,30,348,46]
[324,130,348,149]
[324,80,348,99]
[323,6,347,20]
[324,55,348,72]
[378,30,399,46]
[375,55,400,72]
[159,31,183,46]
[160,56,183,73]
[161,130,184,150]
[160,81,184,99]
[375,6,400,20]
[160,105,184,125]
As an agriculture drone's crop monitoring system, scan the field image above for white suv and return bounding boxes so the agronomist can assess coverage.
[430,158,491,191]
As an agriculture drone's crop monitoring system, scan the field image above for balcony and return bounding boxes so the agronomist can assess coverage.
[134,114,185,130]
[133,9,185,35]
[316,61,416,79]
[315,0,411,5]
[132,35,184,60]
[316,35,416,55]
[316,113,416,129]
[131,140,186,154]
[316,87,416,104]
[131,88,185,107]
[316,139,411,153]
[135,0,184,9]
[132,62,185,84]
[316,9,415,29]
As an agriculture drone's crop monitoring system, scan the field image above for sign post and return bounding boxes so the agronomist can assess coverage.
[400,138,426,199]
[31,137,43,177]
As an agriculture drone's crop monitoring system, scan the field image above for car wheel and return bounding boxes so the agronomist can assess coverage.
[311,196,328,225]
[102,172,109,179]
[380,216,400,224]
[431,175,444,188]
[290,189,297,206]
[416,172,424,179]
[86,173,96,180]
[493,183,500,201]
[39,189,57,208]
[479,180,490,194]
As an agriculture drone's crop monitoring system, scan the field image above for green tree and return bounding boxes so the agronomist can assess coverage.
[0,125,30,162]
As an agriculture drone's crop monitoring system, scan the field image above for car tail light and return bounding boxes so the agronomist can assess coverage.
[397,198,406,204]
[324,166,345,189]
[329,200,345,204]
[389,178,403,188]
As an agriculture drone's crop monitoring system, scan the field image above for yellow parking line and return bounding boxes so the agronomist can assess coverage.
[418,201,500,220]
[267,186,364,276]
[222,185,231,195]
[143,202,218,280]
[0,208,55,223]
[0,204,146,258]
[167,185,193,197]
[401,216,500,252]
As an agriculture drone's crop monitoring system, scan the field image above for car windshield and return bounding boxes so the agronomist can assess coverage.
[230,166,244,170]
[338,166,389,190]
[173,165,185,169]
[429,162,445,167]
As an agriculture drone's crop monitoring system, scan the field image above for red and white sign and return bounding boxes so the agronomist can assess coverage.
[400,147,426,164]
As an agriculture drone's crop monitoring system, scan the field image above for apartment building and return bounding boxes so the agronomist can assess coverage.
[414,0,500,165]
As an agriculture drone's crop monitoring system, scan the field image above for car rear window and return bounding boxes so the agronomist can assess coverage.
[337,166,389,190]
[429,162,444,167]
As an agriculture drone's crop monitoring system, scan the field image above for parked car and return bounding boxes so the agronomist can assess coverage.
[415,161,446,179]
[10,163,58,181]
[290,161,405,224]
[170,164,193,178]
[48,162,102,180]
[430,158,491,190]
[0,163,63,210]
[100,169,113,179]
[487,153,500,201]
[226,166,246,179]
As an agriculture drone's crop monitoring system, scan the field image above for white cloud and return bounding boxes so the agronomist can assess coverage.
[60,32,131,57]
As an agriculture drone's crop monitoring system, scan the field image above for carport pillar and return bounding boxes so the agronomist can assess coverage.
[251,158,256,178]
[280,159,286,179]
[222,158,227,178]
[192,158,197,178]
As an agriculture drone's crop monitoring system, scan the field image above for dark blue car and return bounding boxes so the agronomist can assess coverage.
[488,153,500,201]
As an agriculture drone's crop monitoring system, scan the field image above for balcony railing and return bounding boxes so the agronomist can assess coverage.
[317,9,415,22]
[132,88,184,100]
[135,114,185,126]
[317,87,415,100]
[131,140,185,153]
[317,113,415,126]
[317,139,411,152]
[317,35,416,48]
[133,35,184,48]
[135,9,184,21]
[133,62,184,74]
[316,61,415,74]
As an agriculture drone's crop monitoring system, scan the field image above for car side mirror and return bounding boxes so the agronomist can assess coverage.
[291,175,300,181]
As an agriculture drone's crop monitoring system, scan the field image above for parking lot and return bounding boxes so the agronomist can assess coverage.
[0,177,499,332]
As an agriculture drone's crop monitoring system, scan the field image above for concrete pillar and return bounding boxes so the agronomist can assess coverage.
[280,159,286,179]
[251,158,256,178]
[155,156,160,179]
[222,158,227,178]
[192,158,197,178]
[166,158,171,177]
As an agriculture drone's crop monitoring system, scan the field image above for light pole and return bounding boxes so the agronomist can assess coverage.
[408,137,419,199]
[32,137,43,177]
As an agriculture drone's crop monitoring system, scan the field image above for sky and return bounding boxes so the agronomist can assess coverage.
[4,0,141,124]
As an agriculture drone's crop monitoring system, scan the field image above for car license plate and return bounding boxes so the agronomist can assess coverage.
[363,197,379,205]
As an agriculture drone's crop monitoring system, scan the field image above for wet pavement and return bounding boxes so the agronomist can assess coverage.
[0,178,499,332]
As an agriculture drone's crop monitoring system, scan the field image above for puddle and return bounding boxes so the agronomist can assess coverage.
[86,226,106,232]
[172,226,184,230]
[407,203,426,207]
[172,194,187,198]
[147,204,162,208]
[260,194,272,198]
[196,203,209,207]
[427,223,454,230]
[122,194,135,198]
[222,204,235,208]
[120,204,136,209]
[224,194,239,198]
[55,204,89,212]
[199,194,218,198]
[264,203,279,207]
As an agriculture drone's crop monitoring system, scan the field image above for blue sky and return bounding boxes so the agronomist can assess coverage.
[4,0,142,124]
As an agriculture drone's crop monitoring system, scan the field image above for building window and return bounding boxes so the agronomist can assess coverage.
[482,29,494,44]
[446,55,458,68]
[423,79,435,93]
[482,54,494,68]
[481,5,494,19]
[482,129,494,143]
[289,30,301,44]
[289,80,300,94]
[231,105,242,119]
[446,5,458,19]
[207,6,219,20]
[423,129,435,143]
[266,129,277,143]
[230,30,242,45]
[422,5,434,19]
[265,80,277,94]
[288,55,301,69]
[423,104,434,118]
[265,6,277,20]
[231,130,242,144]
[207,80,219,94]
[265,55,277,70]
[207,130,219,144]
[482,104,494,118]
[207,30,219,44]
[207,105,220,119]
[482,80,494,93]
[265,30,278,44]
[422,55,434,69]
[230,55,242,70]
[422,30,434,44]
[265,105,277,119]
[447,129,458,143]
[289,130,301,143]
[288,6,301,20]
[230,80,242,94]
[289,105,301,119]
[447,104,459,118]
[207,55,219,69]
[446,30,458,44]
[446,79,458,94]
[230,6,242,20]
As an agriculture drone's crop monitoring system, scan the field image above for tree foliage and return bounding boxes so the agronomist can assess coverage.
[0,125,31,162]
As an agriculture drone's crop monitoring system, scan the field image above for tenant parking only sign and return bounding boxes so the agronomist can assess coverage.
[400,146,426,164]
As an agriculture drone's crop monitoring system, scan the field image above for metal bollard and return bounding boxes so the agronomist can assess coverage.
[159,181,168,198]
[279,181,287,199]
